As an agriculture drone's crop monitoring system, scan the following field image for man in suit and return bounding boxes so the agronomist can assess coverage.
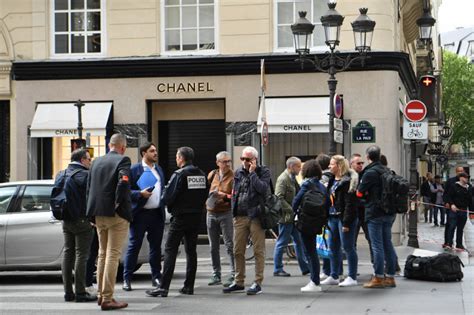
[442,166,465,248]
[123,142,165,291]
[86,133,132,311]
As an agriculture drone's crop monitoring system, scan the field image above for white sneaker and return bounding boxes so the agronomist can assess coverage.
[320,276,339,285]
[301,281,322,292]
[85,285,97,296]
[319,273,329,280]
[338,276,358,287]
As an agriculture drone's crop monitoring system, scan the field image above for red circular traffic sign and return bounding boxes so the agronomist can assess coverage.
[404,100,427,122]
[334,94,343,119]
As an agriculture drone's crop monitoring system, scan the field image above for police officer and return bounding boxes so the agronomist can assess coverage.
[146,147,208,297]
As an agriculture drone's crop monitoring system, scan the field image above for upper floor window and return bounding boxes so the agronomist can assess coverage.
[275,0,326,51]
[163,0,216,54]
[52,0,104,56]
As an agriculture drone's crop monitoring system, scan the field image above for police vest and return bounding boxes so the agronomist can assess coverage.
[170,165,208,215]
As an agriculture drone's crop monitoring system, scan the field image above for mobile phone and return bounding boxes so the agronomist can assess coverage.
[147,186,155,192]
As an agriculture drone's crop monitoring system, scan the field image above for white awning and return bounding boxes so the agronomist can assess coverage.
[257,97,329,133]
[30,102,112,138]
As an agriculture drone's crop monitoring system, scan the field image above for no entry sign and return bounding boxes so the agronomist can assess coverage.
[404,100,427,122]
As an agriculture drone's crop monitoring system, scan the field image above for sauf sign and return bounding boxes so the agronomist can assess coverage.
[403,100,428,140]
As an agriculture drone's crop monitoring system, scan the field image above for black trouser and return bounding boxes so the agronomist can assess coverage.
[355,219,373,263]
[62,219,93,295]
[160,213,201,290]
[85,227,99,287]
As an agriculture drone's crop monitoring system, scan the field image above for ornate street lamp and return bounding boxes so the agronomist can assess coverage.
[291,2,375,156]
[74,99,84,139]
[416,6,436,42]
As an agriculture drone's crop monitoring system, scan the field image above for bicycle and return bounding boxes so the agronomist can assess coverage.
[245,228,296,260]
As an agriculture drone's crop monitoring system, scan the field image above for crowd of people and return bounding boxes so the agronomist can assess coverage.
[56,133,472,311]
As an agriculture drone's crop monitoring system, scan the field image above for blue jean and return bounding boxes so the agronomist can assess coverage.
[367,215,397,278]
[328,216,359,280]
[436,205,446,225]
[123,208,165,282]
[301,232,320,285]
[273,223,309,274]
[446,210,468,247]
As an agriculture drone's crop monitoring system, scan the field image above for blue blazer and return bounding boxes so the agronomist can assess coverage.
[130,162,165,219]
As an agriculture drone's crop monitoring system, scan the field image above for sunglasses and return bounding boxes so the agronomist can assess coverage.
[240,157,254,162]
[356,162,364,165]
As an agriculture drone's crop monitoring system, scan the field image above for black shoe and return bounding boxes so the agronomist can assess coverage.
[146,288,168,297]
[456,245,466,250]
[179,287,194,295]
[273,270,291,277]
[122,279,132,291]
[76,293,98,303]
[302,270,310,276]
[246,282,262,295]
[64,292,75,302]
[223,283,245,293]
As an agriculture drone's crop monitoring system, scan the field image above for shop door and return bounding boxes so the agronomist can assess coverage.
[158,120,226,180]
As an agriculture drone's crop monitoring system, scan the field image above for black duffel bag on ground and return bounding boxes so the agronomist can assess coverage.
[404,253,464,282]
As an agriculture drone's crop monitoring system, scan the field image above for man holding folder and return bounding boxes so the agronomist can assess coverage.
[123,142,165,291]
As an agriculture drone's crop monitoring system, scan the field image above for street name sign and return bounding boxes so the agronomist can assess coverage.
[352,120,375,143]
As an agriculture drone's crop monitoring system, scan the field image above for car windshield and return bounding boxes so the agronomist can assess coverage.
[0,186,17,214]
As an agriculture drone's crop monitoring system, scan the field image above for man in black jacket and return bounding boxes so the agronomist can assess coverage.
[446,172,472,251]
[86,133,131,311]
[442,166,465,248]
[59,148,96,303]
[357,145,397,289]
[146,147,208,297]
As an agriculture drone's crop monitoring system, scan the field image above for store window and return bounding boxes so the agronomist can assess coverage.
[275,0,326,51]
[163,0,216,54]
[52,0,104,56]
[52,136,106,176]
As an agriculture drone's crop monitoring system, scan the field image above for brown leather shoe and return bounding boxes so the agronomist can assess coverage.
[100,299,128,311]
[363,276,385,288]
[383,277,396,288]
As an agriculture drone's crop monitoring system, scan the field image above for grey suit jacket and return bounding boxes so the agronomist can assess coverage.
[86,150,132,222]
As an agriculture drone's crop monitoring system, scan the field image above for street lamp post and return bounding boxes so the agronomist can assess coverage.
[291,2,375,156]
[74,99,84,139]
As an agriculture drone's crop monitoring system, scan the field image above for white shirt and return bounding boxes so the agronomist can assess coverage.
[142,161,162,209]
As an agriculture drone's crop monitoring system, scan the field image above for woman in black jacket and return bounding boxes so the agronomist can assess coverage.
[321,155,359,287]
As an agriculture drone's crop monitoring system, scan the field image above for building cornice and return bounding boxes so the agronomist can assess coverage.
[11,51,418,98]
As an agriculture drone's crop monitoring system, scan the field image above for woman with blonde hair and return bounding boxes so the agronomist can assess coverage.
[321,155,359,287]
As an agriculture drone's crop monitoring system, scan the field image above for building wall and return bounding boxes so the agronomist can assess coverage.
[0,0,404,60]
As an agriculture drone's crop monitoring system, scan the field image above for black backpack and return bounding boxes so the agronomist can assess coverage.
[404,253,464,282]
[377,167,410,214]
[50,169,81,220]
[296,182,327,235]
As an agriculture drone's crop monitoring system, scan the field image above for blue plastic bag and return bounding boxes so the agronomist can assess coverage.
[316,227,330,259]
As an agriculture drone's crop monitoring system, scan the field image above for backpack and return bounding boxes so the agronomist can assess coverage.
[257,170,282,230]
[404,253,464,282]
[377,167,410,214]
[50,169,82,220]
[295,182,327,235]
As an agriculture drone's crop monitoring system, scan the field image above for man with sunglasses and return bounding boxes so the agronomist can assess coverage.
[223,146,271,295]
[206,151,235,287]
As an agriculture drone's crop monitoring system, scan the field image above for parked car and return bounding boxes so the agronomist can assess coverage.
[0,180,149,271]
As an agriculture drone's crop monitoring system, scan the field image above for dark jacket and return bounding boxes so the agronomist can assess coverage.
[64,162,88,220]
[130,162,165,220]
[162,163,208,216]
[448,182,473,212]
[231,165,271,218]
[443,175,459,205]
[292,177,329,214]
[420,179,432,198]
[357,161,387,221]
[86,151,132,222]
[327,169,359,228]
